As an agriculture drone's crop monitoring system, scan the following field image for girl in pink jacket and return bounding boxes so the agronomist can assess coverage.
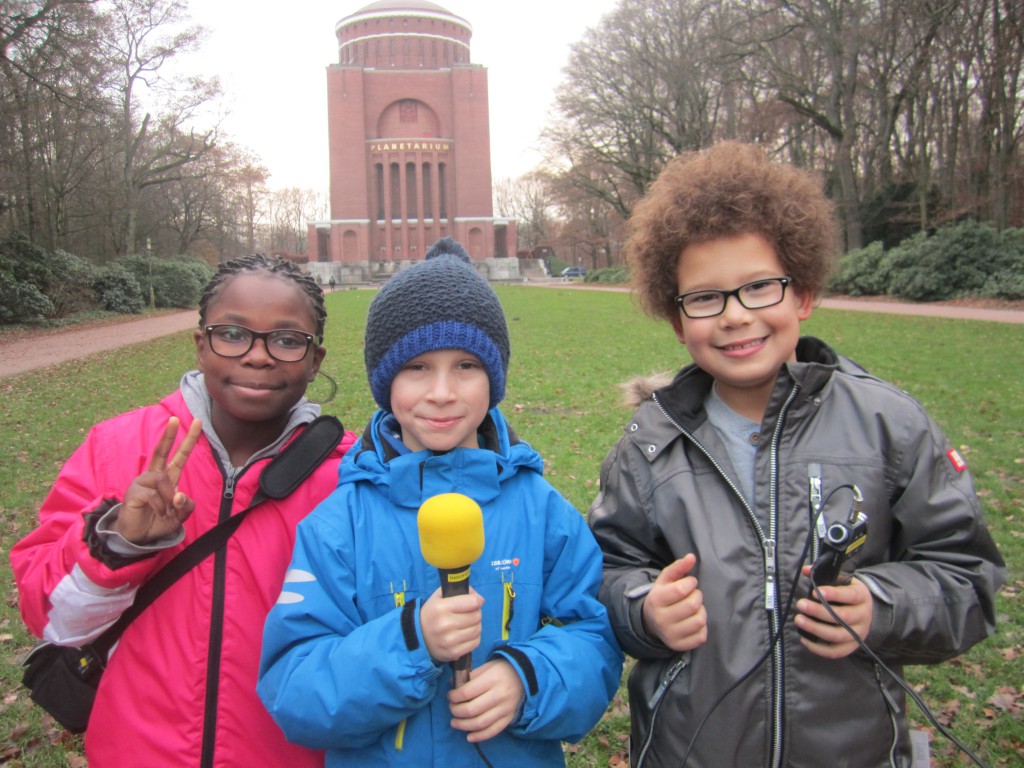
[11,255,357,767]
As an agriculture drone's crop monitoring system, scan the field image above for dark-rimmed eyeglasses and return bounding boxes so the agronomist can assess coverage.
[674,277,791,319]
[204,324,314,362]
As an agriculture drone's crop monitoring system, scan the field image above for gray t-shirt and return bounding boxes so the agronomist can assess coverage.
[703,386,761,506]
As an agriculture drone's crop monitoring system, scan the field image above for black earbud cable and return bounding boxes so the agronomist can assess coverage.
[678,484,989,768]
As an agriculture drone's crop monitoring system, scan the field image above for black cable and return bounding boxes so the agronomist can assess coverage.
[808,577,991,768]
[669,480,993,768]
[473,742,496,767]
[676,484,856,767]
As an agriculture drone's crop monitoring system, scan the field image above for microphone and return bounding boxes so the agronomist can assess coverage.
[417,493,485,687]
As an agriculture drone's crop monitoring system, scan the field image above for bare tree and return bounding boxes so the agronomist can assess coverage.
[493,172,556,252]
[265,187,324,255]
[98,0,217,254]
[0,0,105,243]
[544,0,735,219]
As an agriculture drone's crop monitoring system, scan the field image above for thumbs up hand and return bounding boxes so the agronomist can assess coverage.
[641,553,708,652]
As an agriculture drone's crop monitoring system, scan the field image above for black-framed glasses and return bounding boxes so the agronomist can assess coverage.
[674,277,791,319]
[204,324,314,362]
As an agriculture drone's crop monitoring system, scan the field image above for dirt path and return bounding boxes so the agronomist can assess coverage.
[818,297,1024,323]
[0,310,198,379]
[549,281,1024,322]
[0,293,1021,380]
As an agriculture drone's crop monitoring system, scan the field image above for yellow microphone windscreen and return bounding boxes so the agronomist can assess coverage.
[418,493,485,569]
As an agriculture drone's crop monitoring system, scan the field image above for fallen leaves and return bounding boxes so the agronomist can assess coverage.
[984,687,1023,719]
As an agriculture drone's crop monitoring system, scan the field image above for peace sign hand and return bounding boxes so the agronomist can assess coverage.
[114,417,203,545]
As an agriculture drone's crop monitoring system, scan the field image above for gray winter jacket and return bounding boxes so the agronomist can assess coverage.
[589,337,1005,768]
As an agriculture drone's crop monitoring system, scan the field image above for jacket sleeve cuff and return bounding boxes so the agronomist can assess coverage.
[625,583,675,656]
[83,501,182,569]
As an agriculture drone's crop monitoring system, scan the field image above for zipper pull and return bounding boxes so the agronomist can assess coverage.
[648,656,688,709]
[809,463,825,539]
[763,538,777,610]
[502,581,516,640]
[224,473,236,500]
[391,580,406,608]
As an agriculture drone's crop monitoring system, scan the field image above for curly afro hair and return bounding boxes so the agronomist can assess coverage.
[626,141,838,323]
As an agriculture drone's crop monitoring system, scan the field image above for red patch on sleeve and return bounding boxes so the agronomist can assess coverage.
[947,449,967,472]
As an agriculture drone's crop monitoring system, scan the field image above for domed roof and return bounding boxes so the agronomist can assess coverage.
[338,1,471,36]
[356,1,452,12]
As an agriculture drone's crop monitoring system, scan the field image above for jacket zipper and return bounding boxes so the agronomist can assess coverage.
[653,385,799,768]
[766,386,798,768]
[636,655,689,767]
[200,468,243,768]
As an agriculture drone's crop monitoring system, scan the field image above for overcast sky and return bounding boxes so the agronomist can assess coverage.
[183,1,621,192]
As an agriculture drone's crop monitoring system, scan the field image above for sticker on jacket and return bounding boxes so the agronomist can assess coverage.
[947,448,967,472]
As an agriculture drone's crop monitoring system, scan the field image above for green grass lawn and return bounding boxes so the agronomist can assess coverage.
[1,286,1020,766]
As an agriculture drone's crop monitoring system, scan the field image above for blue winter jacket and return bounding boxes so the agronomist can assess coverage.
[258,408,623,767]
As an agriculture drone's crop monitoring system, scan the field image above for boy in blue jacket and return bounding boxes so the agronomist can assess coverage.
[258,238,623,767]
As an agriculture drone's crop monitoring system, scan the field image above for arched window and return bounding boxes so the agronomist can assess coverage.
[406,162,417,219]
[422,163,433,220]
[438,163,447,220]
[375,164,385,221]
[390,163,401,220]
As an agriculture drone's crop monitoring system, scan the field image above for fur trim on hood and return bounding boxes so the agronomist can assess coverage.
[619,371,676,409]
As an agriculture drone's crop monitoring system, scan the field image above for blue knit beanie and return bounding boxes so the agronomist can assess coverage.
[364,237,510,411]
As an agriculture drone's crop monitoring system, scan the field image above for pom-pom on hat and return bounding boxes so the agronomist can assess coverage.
[364,237,510,411]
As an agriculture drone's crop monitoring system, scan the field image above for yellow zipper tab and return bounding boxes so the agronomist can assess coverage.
[502,580,516,640]
[394,718,406,750]
[391,580,406,608]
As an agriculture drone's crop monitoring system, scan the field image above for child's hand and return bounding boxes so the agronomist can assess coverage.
[795,568,874,659]
[642,553,708,651]
[420,587,484,664]
[447,658,524,743]
[115,417,203,545]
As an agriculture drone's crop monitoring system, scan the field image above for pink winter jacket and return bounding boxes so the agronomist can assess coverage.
[11,390,357,767]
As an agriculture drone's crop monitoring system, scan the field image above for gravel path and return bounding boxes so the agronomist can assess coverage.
[0,310,198,379]
[0,294,1021,380]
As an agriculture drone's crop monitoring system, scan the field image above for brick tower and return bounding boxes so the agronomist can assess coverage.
[309,0,517,281]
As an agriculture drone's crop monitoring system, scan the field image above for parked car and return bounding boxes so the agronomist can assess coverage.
[560,267,587,278]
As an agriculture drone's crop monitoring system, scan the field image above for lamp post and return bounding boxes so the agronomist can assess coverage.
[146,237,155,309]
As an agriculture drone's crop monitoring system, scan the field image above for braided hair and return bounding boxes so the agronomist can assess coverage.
[198,254,327,341]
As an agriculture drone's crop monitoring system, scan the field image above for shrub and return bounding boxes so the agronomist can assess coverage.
[0,269,53,322]
[886,220,1004,302]
[977,227,1024,300]
[0,231,50,287]
[828,242,890,296]
[118,254,212,308]
[0,233,60,321]
[44,249,97,318]
[92,265,144,314]
[587,266,629,284]
[153,259,210,308]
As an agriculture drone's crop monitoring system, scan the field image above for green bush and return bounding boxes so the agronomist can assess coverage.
[119,254,212,309]
[92,264,144,314]
[44,249,97,318]
[828,241,890,296]
[886,220,1004,302]
[587,265,629,283]
[977,230,1024,299]
[0,231,50,288]
[0,269,53,322]
[0,232,58,321]
[154,260,206,308]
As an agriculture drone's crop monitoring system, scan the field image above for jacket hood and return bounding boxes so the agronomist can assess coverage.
[341,407,543,509]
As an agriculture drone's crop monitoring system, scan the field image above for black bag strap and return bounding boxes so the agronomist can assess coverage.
[87,415,344,659]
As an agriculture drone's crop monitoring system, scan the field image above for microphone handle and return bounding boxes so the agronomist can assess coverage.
[437,566,472,686]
